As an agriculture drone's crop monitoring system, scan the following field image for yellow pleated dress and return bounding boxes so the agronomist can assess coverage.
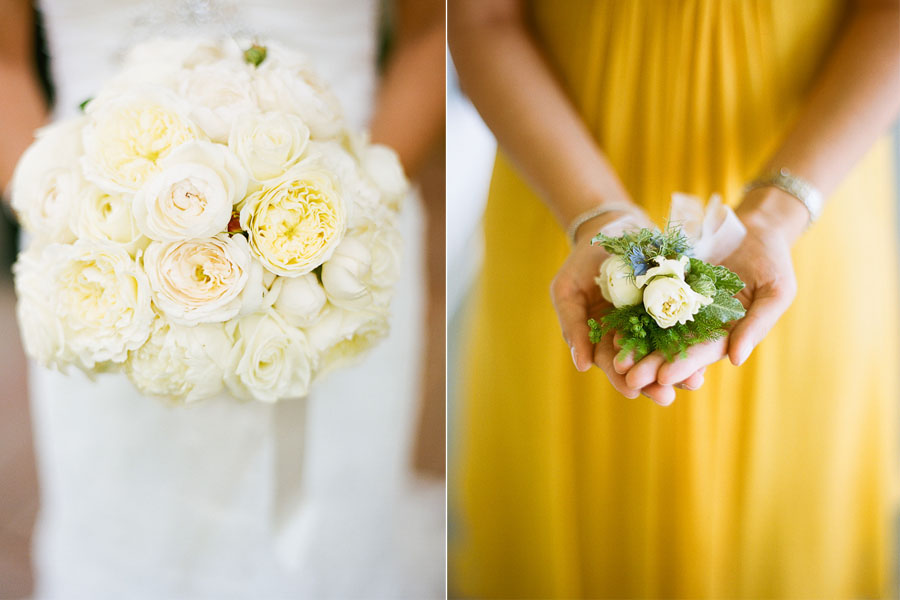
[451,1,900,598]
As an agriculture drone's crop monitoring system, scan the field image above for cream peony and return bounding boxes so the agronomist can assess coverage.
[642,276,713,329]
[273,273,327,326]
[143,233,254,325]
[596,255,642,308]
[224,311,313,403]
[71,182,147,254]
[179,61,258,143]
[133,141,248,241]
[126,319,231,402]
[49,240,154,368]
[13,248,67,369]
[253,53,344,139]
[228,111,310,182]
[82,88,200,193]
[10,118,86,242]
[240,164,347,276]
[306,303,389,376]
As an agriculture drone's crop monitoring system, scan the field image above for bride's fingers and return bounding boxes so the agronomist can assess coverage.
[593,338,640,399]
[642,382,676,406]
[657,338,727,386]
[612,332,634,374]
[625,352,665,390]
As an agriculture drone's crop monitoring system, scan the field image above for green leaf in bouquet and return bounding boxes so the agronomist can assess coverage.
[702,290,746,324]
[686,273,716,297]
[709,264,744,295]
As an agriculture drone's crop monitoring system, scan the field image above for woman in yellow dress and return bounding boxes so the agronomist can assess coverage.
[449,0,900,598]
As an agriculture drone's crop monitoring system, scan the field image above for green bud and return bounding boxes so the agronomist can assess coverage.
[243,44,267,67]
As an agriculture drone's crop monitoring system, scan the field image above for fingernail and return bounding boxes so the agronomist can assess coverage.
[571,347,578,369]
[737,347,751,366]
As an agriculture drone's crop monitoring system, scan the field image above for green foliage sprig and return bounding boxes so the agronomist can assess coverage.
[589,227,746,362]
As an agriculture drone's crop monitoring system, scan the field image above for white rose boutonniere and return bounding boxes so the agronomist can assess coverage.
[596,255,643,308]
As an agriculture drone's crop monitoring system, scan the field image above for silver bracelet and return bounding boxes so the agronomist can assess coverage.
[566,202,640,245]
[744,167,824,225]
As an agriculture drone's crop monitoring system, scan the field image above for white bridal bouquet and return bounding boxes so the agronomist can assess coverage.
[11,38,408,403]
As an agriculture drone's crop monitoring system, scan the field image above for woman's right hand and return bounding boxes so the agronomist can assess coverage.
[550,209,682,404]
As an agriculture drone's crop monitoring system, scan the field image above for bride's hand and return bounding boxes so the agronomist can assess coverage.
[550,209,678,403]
[621,191,803,402]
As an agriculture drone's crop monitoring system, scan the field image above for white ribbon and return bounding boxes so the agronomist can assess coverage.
[668,193,746,264]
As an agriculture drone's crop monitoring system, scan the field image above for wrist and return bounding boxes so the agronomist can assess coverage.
[736,187,809,244]
[572,208,643,247]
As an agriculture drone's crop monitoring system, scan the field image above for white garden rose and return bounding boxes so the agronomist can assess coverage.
[322,216,401,310]
[310,140,381,224]
[10,118,85,242]
[596,255,642,308]
[306,303,389,376]
[143,233,254,325]
[360,144,409,207]
[224,310,313,403]
[82,88,201,193]
[179,61,258,142]
[254,56,343,139]
[71,182,146,253]
[642,276,713,329]
[273,273,327,326]
[49,240,154,368]
[240,164,347,276]
[13,248,66,368]
[228,111,310,182]
[115,38,235,88]
[634,255,690,288]
[126,319,231,403]
[133,141,248,241]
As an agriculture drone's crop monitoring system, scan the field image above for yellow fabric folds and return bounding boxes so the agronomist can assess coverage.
[451,1,900,598]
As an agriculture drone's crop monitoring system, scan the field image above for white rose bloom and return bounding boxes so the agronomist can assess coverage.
[240,163,347,276]
[144,233,253,325]
[115,38,235,88]
[133,141,248,241]
[273,273,327,326]
[50,240,154,368]
[254,57,344,139]
[642,276,713,329]
[306,303,389,376]
[309,140,381,223]
[360,144,409,206]
[634,255,690,288]
[13,248,67,369]
[322,217,400,310]
[82,88,201,193]
[596,255,642,308]
[225,311,313,402]
[228,111,310,182]
[126,319,231,403]
[71,181,147,254]
[10,118,85,241]
[179,61,258,143]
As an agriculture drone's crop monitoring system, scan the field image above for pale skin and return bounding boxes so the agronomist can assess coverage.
[450,0,900,405]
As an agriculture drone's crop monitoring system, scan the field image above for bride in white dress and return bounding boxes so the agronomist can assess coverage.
[1,1,445,598]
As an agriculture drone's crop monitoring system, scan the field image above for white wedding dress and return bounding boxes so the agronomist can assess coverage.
[28,1,443,598]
